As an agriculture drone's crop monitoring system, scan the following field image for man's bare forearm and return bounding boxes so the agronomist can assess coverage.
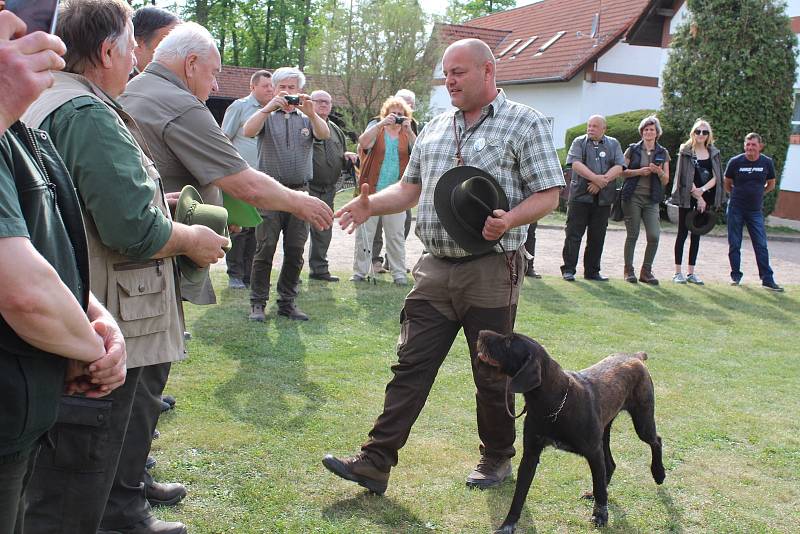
[505,187,560,229]
[365,181,421,216]
[242,109,268,138]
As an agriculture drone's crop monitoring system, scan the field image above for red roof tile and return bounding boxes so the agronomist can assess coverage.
[434,0,652,84]
[213,65,349,107]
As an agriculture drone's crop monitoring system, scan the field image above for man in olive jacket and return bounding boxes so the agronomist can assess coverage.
[21,2,228,533]
[561,115,625,281]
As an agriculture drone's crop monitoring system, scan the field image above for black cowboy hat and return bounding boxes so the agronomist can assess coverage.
[433,166,510,255]
[686,208,716,236]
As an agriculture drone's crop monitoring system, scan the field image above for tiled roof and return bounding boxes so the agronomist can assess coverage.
[214,65,349,107]
[434,0,652,84]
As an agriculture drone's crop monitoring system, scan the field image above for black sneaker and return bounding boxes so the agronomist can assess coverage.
[322,453,390,494]
[465,455,512,489]
[762,280,784,292]
[562,272,576,282]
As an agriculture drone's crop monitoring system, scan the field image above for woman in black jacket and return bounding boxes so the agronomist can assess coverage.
[669,119,724,285]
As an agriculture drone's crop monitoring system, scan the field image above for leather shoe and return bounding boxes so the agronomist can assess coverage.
[146,481,187,507]
[322,453,389,494]
[584,273,609,281]
[98,516,187,534]
[562,272,576,282]
[145,456,156,470]
[161,395,176,407]
[159,400,171,413]
[309,272,339,282]
[278,302,309,321]
[466,455,512,489]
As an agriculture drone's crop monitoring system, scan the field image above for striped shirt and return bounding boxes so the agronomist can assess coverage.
[404,90,564,258]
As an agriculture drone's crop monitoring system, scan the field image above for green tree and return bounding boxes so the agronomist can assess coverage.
[661,0,797,214]
[445,0,516,24]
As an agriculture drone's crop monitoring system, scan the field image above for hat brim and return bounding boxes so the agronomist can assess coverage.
[174,186,231,284]
[175,185,203,226]
[433,166,509,255]
[686,209,716,236]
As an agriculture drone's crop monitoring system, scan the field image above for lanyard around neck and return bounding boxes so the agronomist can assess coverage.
[452,112,490,167]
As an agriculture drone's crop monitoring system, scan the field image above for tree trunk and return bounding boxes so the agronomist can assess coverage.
[263,0,273,67]
[297,0,312,70]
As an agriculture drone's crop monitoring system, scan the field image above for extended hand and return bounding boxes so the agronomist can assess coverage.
[482,209,511,242]
[292,192,334,231]
[335,183,371,234]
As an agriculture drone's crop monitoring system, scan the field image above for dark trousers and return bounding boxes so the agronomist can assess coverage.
[24,367,142,533]
[226,227,256,283]
[101,363,171,530]
[0,447,38,534]
[524,222,537,257]
[727,203,774,284]
[561,200,610,276]
[250,210,309,306]
[362,251,523,470]
[674,207,701,266]
[308,185,336,275]
[372,209,412,263]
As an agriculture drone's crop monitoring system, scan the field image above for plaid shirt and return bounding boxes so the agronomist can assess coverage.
[404,90,564,258]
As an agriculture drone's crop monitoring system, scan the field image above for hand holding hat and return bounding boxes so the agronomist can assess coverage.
[174,186,231,284]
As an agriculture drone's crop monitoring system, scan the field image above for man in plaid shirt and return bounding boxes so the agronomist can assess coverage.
[324,38,564,494]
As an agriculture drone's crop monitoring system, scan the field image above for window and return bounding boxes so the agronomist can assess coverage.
[511,36,538,58]
[496,39,521,59]
[533,31,566,57]
[792,90,800,134]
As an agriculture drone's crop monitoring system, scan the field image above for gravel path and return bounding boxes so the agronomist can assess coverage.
[220,221,800,286]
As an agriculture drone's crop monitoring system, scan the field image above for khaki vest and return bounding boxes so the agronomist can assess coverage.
[22,72,185,368]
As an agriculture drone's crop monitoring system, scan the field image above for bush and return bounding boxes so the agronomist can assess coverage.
[661,0,797,215]
[564,110,683,159]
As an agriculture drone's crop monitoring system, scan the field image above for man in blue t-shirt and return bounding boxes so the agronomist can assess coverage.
[724,132,783,291]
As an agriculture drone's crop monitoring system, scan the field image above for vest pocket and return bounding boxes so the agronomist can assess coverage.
[114,262,168,338]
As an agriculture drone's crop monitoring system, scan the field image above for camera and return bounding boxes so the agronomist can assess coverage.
[653,154,666,165]
[285,95,301,105]
[395,116,407,124]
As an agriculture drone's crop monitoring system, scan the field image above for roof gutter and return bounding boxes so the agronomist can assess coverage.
[498,76,567,86]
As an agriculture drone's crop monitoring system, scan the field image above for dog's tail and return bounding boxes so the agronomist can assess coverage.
[634,351,648,361]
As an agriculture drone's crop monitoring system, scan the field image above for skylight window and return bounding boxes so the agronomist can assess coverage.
[496,39,521,59]
[511,36,538,58]
[533,31,566,57]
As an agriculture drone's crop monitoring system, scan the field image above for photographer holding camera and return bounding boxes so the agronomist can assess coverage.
[351,96,415,284]
[241,66,330,322]
[620,115,671,284]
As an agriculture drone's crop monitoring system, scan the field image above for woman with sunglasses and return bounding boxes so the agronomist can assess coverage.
[669,119,724,284]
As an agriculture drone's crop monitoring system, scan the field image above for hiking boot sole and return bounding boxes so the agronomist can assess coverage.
[322,455,387,495]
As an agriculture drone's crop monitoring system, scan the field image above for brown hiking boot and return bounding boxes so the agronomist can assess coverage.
[639,266,659,285]
[624,265,638,283]
[465,455,512,489]
[322,453,389,494]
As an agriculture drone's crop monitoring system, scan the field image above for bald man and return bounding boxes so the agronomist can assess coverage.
[324,38,564,493]
[308,89,356,281]
[561,115,625,281]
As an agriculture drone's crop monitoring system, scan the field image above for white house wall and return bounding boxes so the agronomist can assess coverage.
[596,41,663,78]
[580,80,662,128]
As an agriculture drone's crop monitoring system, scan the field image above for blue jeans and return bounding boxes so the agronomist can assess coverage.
[727,203,774,284]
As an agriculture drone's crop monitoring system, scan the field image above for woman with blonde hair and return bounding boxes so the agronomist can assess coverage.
[669,119,724,284]
[351,96,416,284]
[620,115,671,284]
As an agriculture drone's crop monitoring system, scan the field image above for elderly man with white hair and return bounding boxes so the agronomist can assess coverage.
[240,66,330,321]
[121,24,333,308]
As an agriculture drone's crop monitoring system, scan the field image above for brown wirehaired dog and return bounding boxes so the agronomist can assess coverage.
[476,330,665,531]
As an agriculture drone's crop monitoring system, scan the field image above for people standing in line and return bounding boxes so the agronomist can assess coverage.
[324,38,563,495]
[724,133,784,292]
[308,89,357,282]
[561,115,625,281]
[351,96,416,284]
[0,11,126,531]
[22,4,232,533]
[620,115,670,284]
[241,66,332,321]
[370,88,418,273]
[221,70,274,289]
[670,119,724,285]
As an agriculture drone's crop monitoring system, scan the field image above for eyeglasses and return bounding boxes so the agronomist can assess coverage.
[694,129,710,135]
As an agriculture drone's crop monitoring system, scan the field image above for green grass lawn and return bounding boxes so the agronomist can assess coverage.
[152,272,799,533]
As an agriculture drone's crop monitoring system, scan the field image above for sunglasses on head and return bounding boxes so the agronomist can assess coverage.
[695,129,710,135]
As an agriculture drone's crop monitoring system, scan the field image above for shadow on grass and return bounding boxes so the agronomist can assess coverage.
[321,493,426,532]
[483,479,537,533]
[656,486,686,533]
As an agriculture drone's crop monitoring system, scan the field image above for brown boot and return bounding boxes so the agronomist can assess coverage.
[322,453,390,494]
[624,265,638,283]
[639,265,659,285]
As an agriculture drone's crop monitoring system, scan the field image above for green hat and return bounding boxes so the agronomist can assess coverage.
[174,186,231,284]
[222,191,262,228]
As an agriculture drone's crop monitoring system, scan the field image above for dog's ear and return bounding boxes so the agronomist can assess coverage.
[509,356,542,393]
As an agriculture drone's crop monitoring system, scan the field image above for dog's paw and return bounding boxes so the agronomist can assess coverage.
[591,505,608,528]
[493,524,516,534]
